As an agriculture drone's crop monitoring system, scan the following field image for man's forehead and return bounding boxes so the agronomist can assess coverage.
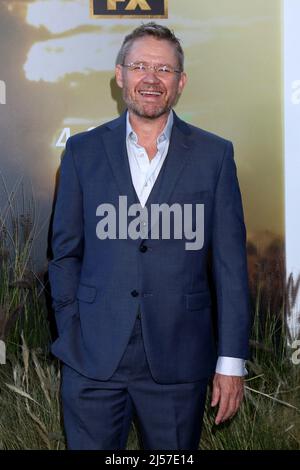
[126,37,177,61]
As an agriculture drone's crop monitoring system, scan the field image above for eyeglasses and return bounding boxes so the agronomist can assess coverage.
[121,62,182,76]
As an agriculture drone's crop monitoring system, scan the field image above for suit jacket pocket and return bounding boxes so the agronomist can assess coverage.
[76,283,97,303]
[185,291,211,311]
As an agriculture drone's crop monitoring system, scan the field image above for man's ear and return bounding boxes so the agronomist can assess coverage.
[178,72,187,95]
[115,65,123,88]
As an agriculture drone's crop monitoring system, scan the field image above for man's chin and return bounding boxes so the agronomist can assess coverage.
[129,105,170,120]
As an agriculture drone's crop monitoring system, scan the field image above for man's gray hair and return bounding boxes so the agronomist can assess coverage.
[116,22,184,71]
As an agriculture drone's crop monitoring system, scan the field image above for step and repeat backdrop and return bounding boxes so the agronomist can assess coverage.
[0,0,297,333]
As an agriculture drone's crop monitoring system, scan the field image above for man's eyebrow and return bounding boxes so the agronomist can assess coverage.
[130,60,175,66]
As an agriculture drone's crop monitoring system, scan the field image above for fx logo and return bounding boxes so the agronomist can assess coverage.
[0,80,6,104]
[90,0,168,18]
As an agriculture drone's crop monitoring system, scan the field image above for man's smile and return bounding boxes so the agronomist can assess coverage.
[138,88,164,97]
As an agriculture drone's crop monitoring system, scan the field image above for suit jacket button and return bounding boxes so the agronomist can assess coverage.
[131,290,139,297]
[139,245,148,253]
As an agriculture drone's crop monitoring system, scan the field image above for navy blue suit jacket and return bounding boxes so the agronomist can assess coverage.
[48,111,251,384]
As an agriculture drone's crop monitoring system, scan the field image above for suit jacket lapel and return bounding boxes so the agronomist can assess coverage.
[143,112,192,238]
[101,111,139,211]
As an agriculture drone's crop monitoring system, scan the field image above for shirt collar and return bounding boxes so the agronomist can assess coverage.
[126,110,174,145]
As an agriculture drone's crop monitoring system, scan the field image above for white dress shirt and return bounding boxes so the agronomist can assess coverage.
[126,110,246,376]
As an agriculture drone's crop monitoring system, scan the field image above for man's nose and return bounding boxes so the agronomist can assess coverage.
[142,71,160,83]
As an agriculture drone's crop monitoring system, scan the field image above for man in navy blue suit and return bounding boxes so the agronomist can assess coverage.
[49,23,251,450]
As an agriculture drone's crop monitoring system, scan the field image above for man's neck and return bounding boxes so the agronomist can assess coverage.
[128,110,170,145]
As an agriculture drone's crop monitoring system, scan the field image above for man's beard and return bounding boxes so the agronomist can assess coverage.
[127,101,170,119]
[122,87,174,119]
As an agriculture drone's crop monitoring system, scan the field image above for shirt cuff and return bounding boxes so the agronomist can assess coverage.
[215,356,248,376]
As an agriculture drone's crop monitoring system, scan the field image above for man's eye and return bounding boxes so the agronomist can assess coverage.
[135,64,146,71]
[158,66,171,73]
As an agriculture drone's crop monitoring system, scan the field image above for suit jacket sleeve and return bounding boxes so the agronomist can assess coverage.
[48,137,84,335]
[212,141,251,359]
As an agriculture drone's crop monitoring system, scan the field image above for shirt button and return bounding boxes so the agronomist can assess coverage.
[139,245,148,253]
[131,290,139,297]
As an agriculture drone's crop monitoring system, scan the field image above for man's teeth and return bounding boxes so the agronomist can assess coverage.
[139,91,162,95]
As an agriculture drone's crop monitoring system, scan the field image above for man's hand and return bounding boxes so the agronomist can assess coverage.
[211,373,244,425]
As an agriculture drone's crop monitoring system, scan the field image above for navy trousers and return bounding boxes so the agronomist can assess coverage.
[61,309,209,450]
